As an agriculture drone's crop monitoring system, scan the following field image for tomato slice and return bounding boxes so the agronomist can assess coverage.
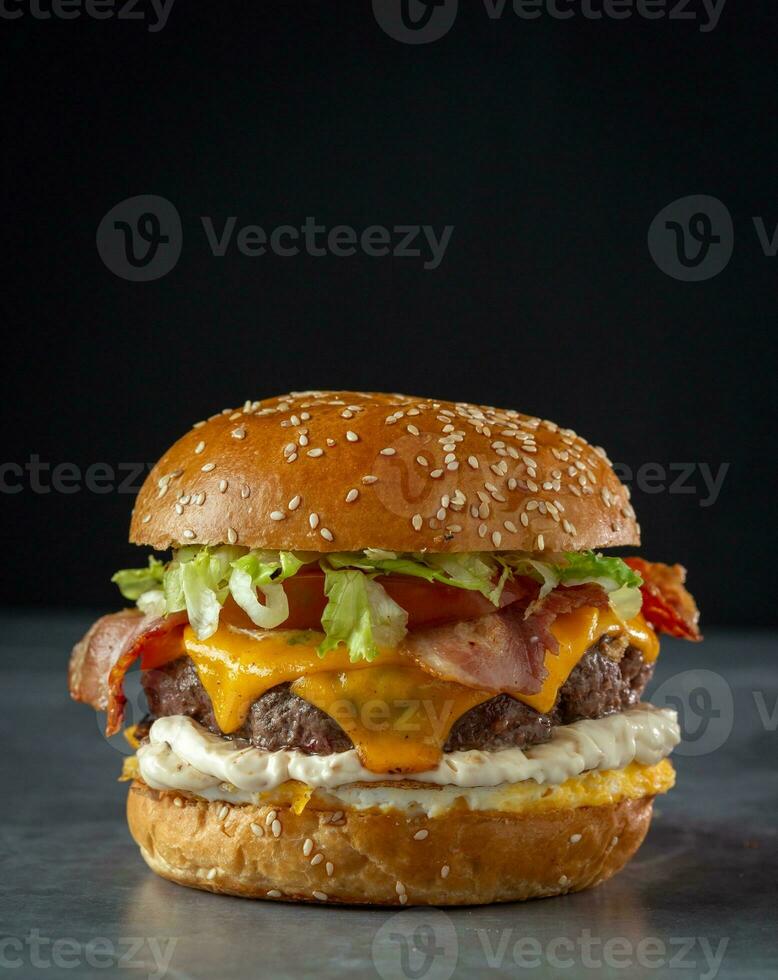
[220,567,531,633]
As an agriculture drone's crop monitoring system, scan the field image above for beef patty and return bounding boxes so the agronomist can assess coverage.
[138,633,653,754]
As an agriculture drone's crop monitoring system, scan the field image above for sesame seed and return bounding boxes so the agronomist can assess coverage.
[325,862,334,876]
[430,469,443,479]
[569,834,582,844]
[201,462,215,472]
[536,534,545,551]
[219,480,228,493]
[182,529,195,539]
[250,823,264,837]
[345,489,359,503]
[491,531,502,547]
[227,527,238,544]
[302,838,313,856]
[141,514,151,523]
[504,520,517,533]
[173,797,183,808]
[241,485,251,499]
[207,868,217,880]
[612,836,619,845]
[362,475,378,484]
[399,895,408,905]
[406,424,420,436]
[380,448,396,456]
[440,865,450,878]
[313,891,328,902]
[416,455,428,467]
[175,503,183,516]
[346,431,359,442]
[447,461,459,471]
[266,889,282,898]
[231,427,246,440]
[271,819,282,838]
[270,511,286,521]
[310,853,324,866]
[468,455,479,469]
[309,513,319,529]
[395,881,406,895]
[559,875,569,886]
[411,514,423,531]
[194,440,205,454]
[307,448,324,458]
[413,830,429,841]
[299,434,309,447]
[478,523,487,538]
[288,495,301,510]
[265,810,277,826]
[320,527,334,542]
[218,805,229,822]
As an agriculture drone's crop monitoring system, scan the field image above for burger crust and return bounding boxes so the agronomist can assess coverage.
[127,779,655,906]
[129,391,639,554]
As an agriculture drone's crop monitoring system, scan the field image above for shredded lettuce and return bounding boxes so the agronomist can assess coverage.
[325,551,508,604]
[503,550,643,620]
[111,557,165,600]
[318,568,408,662]
[136,588,166,618]
[179,547,238,639]
[227,550,304,631]
[111,545,644,652]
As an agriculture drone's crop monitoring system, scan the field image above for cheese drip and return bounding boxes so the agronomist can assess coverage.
[292,667,491,773]
[182,607,659,773]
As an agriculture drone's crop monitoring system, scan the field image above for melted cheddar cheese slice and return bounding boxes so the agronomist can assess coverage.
[182,607,658,772]
[292,667,492,773]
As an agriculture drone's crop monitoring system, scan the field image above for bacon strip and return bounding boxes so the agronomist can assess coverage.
[69,610,187,735]
[401,584,609,695]
[625,558,701,641]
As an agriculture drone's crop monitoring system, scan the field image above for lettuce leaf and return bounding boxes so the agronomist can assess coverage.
[325,551,507,603]
[227,550,304,630]
[179,547,239,640]
[111,557,165,600]
[557,551,642,590]
[318,568,408,662]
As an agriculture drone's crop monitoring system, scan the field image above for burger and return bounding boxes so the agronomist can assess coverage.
[69,391,701,905]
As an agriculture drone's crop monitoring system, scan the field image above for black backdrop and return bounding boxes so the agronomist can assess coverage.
[2,2,776,625]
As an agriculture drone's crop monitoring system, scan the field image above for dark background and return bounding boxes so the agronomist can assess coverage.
[1,1,775,624]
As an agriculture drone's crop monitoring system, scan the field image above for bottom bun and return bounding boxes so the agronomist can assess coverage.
[126,777,658,905]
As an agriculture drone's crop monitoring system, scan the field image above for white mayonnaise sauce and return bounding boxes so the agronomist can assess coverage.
[137,704,680,812]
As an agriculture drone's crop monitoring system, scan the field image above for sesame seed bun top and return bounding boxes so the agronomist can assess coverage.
[129,390,640,554]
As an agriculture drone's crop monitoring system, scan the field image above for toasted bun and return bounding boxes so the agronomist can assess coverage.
[129,391,639,554]
[127,779,655,905]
